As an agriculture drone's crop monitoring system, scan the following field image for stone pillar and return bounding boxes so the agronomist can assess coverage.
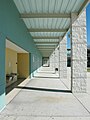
[59,36,67,79]
[0,33,6,111]
[50,52,55,71]
[54,45,59,75]
[50,54,52,68]
[71,10,87,93]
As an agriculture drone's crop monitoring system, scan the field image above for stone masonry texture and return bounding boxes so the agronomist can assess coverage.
[71,9,87,93]
[59,36,67,79]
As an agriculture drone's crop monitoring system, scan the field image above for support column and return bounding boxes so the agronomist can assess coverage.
[54,45,59,75]
[50,52,55,71]
[59,36,67,79]
[0,33,6,111]
[71,10,87,93]
[49,54,53,69]
[31,54,34,78]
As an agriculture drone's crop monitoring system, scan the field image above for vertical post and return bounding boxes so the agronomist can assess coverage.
[29,53,31,78]
[59,36,67,79]
[31,54,34,78]
[58,44,60,77]
[54,45,59,75]
[52,54,54,70]
[71,10,87,93]
[50,54,53,69]
[53,46,55,72]
[58,37,62,78]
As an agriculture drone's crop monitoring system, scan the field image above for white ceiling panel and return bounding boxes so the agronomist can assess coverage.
[13,0,88,57]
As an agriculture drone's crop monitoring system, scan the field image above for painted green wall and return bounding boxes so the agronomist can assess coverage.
[0,34,6,111]
[0,0,42,111]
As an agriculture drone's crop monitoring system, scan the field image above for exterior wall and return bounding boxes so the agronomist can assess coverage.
[59,36,67,79]
[71,10,87,93]
[6,48,17,74]
[0,0,42,75]
[0,34,6,111]
[17,53,29,78]
[0,0,42,111]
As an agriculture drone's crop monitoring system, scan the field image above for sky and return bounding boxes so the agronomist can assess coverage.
[67,3,90,48]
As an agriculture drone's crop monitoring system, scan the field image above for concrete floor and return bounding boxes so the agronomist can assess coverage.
[0,67,90,120]
[6,78,25,94]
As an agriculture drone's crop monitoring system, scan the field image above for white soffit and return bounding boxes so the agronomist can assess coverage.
[6,39,28,53]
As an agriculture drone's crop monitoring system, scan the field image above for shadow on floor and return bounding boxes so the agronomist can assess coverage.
[34,76,59,79]
[37,71,55,74]
[16,86,71,93]
[6,78,25,95]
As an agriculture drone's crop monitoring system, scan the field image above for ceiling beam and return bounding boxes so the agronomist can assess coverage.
[36,44,58,46]
[39,49,53,51]
[36,44,57,46]
[35,42,59,44]
[37,46,55,49]
[28,28,67,32]
[38,48,54,51]
[33,36,60,39]
[78,0,89,14]
[21,13,70,18]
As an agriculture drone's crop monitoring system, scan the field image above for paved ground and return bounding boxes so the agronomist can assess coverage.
[0,67,90,120]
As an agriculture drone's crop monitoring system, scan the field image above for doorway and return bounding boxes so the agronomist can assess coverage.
[42,57,49,67]
[6,39,30,94]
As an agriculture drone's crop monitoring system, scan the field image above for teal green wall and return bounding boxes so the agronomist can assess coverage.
[0,34,6,111]
[0,0,42,111]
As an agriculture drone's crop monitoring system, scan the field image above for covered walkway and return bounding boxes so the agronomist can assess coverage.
[0,0,90,119]
[0,67,90,120]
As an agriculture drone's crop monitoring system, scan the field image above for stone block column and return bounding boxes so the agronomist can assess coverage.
[49,52,55,71]
[49,54,52,68]
[54,46,59,74]
[59,36,67,79]
[71,10,87,93]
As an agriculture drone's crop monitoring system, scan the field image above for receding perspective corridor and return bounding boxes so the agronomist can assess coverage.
[0,0,90,120]
[0,67,90,120]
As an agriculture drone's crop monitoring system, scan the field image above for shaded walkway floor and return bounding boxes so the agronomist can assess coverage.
[0,67,90,120]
